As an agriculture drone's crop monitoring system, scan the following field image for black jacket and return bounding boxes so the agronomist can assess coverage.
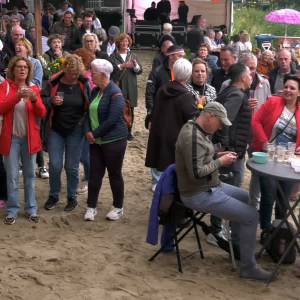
[145,59,171,113]
[268,64,297,94]
[211,68,230,94]
[145,81,198,171]
[214,85,252,158]
[186,28,204,53]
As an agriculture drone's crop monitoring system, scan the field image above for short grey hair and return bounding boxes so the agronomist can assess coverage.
[91,59,113,79]
[239,52,257,64]
[82,32,100,50]
[173,58,192,83]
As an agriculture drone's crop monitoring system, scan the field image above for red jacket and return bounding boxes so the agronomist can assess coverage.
[251,96,300,151]
[0,80,46,155]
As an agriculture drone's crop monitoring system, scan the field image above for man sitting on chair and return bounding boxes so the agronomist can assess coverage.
[175,102,272,282]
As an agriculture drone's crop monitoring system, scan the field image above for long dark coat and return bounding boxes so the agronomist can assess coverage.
[145,81,198,171]
[110,50,142,107]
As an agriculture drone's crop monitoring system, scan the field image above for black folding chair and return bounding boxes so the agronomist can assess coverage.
[149,198,207,273]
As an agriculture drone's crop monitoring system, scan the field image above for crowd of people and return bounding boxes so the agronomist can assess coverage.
[0,2,300,282]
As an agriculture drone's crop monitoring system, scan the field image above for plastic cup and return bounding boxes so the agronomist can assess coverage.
[266,143,275,161]
[276,145,286,163]
[57,92,64,105]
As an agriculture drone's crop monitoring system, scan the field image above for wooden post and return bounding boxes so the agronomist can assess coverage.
[34,0,42,56]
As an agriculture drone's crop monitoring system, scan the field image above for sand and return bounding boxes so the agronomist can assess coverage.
[0,50,299,300]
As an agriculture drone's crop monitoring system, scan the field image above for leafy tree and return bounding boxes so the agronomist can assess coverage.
[233,7,300,46]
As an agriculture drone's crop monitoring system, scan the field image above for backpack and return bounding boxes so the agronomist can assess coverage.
[266,220,296,264]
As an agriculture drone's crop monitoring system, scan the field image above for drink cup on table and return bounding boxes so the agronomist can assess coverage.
[276,145,286,163]
[266,143,275,161]
[287,142,296,162]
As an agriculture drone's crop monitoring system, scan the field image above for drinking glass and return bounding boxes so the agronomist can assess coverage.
[266,143,275,161]
[276,145,286,163]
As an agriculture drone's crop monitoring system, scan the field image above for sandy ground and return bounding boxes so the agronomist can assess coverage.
[0,50,300,300]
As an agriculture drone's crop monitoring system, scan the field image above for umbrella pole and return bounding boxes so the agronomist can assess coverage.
[285,24,287,37]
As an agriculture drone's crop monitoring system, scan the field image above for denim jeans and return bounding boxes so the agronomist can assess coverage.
[221,157,245,187]
[259,176,294,230]
[3,136,37,217]
[249,173,261,207]
[181,183,258,270]
[0,155,7,200]
[48,126,84,199]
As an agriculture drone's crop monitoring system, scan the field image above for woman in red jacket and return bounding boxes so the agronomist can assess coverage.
[251,74,300,238]
[0,56,46,225]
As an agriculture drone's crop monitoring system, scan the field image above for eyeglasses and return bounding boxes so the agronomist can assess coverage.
[15,65,29,69]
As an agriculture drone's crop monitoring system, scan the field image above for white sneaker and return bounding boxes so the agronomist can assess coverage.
[37,167,49,179]
[151,184,157,193]
[84,207,97,221]
[106,207,123,221]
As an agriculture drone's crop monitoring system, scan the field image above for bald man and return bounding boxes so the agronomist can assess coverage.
[269,48,297,94]
[0,25,25,76]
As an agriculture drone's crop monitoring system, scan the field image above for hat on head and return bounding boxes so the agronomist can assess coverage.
[108,26,120,38]
[203,102,232,126]
[166,45,185,56]
[65,7,75,15]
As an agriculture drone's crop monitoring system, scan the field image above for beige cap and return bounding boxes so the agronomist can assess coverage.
[203,102,232,126]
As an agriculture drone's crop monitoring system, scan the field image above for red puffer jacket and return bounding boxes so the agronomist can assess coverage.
[0,80,46,155]
[251,96,300,151]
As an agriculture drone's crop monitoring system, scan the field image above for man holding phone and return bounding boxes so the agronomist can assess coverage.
[175,102,272,282]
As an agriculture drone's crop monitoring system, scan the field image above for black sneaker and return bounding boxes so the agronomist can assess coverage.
[64,198,78,212]
[44,196,59,210]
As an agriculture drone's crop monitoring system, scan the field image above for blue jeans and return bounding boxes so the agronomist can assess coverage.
[259,176,294,230]
[181,183,258,271]
[48,126,84,199]
[3,136,37,217]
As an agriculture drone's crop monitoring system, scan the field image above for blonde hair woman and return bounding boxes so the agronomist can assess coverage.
[42,54,91,212]
[15,37,43,86]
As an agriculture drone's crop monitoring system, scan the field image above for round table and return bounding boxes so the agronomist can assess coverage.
[247,159,300,284]
[247,159,300,182]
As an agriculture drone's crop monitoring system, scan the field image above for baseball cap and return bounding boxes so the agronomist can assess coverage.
[203,102,231,126]
[108,26,120,38]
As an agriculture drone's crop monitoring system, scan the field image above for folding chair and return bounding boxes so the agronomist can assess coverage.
[149,199,206,273]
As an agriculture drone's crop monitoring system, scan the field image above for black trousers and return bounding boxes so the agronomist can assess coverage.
[87,139,127,209]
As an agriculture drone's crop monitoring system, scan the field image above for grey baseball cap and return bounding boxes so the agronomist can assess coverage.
[203,102,232,126]
[108,26,120,38]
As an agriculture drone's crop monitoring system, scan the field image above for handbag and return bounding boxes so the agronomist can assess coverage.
[0,81,10,135]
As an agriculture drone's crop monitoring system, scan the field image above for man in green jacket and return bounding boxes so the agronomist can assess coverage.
[175,102,272,282]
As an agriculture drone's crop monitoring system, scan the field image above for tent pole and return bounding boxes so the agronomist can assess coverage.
[34,0,42,56]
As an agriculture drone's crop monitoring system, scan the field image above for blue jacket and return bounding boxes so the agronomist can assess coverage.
[88,81,128,141]
[146,164,177,246]
[28,56,43,87]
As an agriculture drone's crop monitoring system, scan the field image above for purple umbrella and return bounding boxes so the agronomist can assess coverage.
[265,9,300,36]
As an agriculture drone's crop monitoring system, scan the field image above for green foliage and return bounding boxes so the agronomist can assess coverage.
[233,7,300,46]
